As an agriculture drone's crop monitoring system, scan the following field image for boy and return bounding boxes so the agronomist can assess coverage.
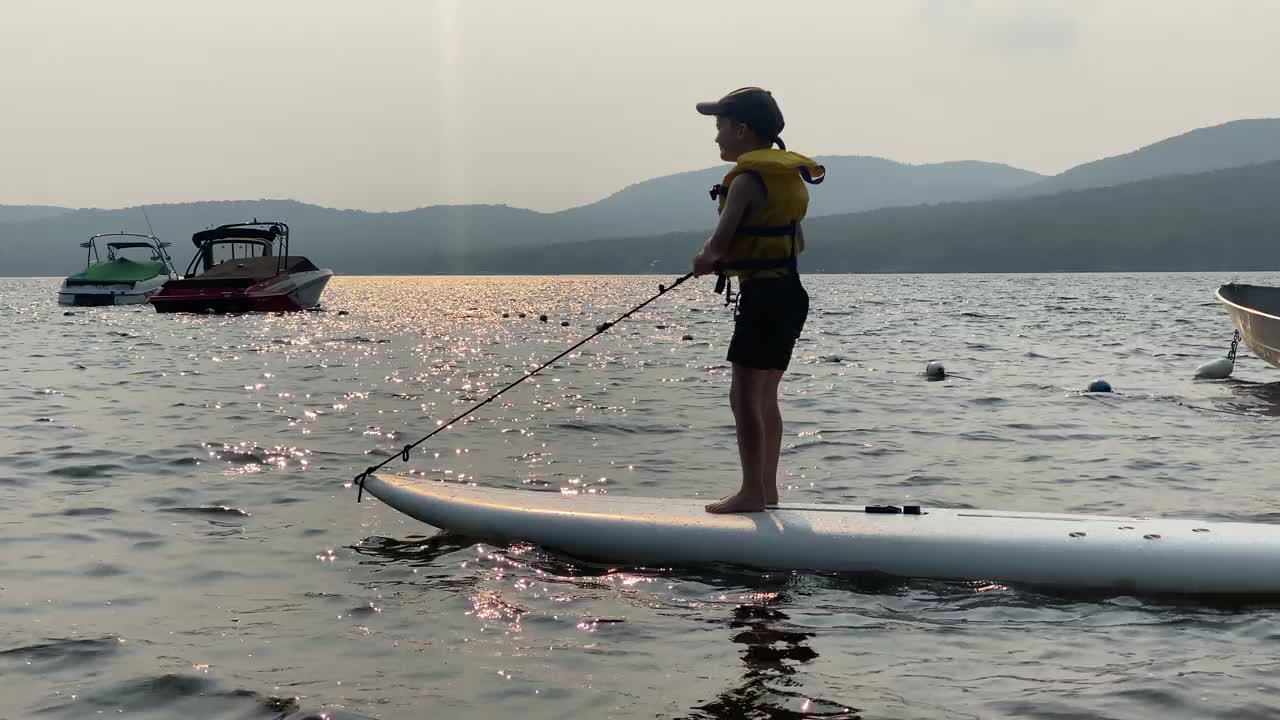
[691,87,824,514]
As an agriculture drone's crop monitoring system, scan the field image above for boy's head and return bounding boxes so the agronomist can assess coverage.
[696,87,785,162]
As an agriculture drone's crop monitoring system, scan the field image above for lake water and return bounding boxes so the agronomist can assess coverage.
[3,273,1280,720]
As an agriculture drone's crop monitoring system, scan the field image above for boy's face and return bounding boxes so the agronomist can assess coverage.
[714,115,752,162]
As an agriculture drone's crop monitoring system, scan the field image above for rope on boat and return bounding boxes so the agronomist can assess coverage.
[352,272,696,502]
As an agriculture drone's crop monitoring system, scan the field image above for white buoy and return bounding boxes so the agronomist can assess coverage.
[1195,357,1234,380]
[925,361,946,379]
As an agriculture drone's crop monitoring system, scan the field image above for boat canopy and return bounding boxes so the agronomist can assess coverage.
[185,221,295,278]
[78,232,174,271]
[191,223,285,248]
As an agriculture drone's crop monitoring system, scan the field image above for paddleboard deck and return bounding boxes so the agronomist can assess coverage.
[362,474,1280,595]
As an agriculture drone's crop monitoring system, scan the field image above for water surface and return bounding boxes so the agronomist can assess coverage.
[3,273,1280,719]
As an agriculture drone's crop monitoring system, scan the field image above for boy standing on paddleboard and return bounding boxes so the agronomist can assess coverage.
[691,87,824,514]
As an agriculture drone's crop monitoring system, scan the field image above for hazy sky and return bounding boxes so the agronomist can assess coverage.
[3,0,1278,212]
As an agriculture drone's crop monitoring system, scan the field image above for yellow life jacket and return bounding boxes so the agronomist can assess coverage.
[710,149,825,281]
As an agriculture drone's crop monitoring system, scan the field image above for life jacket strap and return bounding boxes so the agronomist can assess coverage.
[712,221,799,305]
[799,166,824,185]
[734,223,795,237]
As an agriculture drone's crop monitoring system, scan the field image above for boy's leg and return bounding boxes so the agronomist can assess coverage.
[706,364,770,514]
[760,369,784,505]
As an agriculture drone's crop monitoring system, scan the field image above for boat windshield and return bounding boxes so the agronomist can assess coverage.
[184,221,292,278]
[199,238,273,269]
[106,242,165,262]
[83,234,172,270]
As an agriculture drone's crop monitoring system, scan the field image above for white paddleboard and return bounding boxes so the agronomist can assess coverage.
[362,474,1280,595]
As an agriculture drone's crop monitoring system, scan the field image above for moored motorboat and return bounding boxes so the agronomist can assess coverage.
[148,220,333,313]
[1215,283,1280,368]
[57,232,177,306]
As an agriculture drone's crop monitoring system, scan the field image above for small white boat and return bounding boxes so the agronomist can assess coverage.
[57,233,177,306]
[1215,283,1280,368]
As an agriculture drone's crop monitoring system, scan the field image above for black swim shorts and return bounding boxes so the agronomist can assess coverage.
[726,275,809,371]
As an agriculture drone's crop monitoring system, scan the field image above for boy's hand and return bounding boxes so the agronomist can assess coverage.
[692,252,717,277]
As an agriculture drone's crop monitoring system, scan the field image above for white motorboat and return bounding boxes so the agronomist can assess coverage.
[57,232,177,306]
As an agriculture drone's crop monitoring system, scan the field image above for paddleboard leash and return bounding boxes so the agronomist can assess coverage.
[353,272,696,502]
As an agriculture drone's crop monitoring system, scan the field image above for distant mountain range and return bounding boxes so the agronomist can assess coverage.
[1007,119,1280,199]
[549,157,1042,241]
[0,158,1043,276]
[2,118,1277,275]
[0,200,577,276]
[470,160,1280,274]
[0,205,73,224]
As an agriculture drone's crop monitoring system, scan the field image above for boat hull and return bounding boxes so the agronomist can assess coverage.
[149,269,333,313]
[1216,284,1280,368]
[57,275,169,306]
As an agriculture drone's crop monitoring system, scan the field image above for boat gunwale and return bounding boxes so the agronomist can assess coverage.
[1215,284,1280,324]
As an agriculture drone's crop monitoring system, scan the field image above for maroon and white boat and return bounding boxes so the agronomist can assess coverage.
[149,220,333,313]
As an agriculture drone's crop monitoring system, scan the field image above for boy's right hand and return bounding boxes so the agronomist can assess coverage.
[692,252,716,277]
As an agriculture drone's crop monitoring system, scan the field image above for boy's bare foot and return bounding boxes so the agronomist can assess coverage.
[706,491,768,514]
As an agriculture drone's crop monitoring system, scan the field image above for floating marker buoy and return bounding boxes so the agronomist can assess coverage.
[656,325,667,329]
[1087,378,1112,393]
[560,321,569,327]
[925,361,945,379]
[539,315,548,323]
[682,334,693,341]
[597,322,612,332]
[1195,357,1234,380]
[337,310,349,316]
[501,312,509,318]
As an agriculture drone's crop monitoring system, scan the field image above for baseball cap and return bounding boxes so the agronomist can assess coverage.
[696,87,786,146]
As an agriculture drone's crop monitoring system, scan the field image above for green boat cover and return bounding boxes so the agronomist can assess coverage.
[66,258,169,284]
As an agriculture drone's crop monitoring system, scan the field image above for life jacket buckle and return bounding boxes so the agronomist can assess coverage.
[714,273,736,306]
